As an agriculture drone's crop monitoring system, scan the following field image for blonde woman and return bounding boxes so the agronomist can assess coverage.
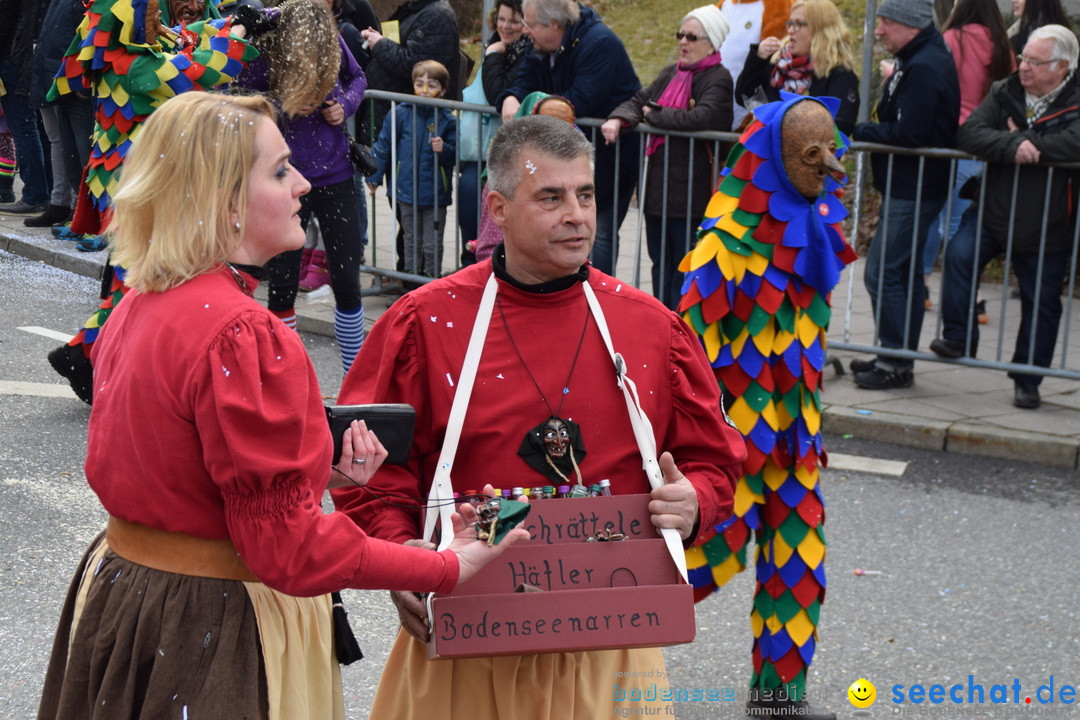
[734,0,860,133]
[36,91,524,720]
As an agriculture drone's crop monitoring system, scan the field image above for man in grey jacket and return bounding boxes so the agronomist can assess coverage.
[930,24,1080,410]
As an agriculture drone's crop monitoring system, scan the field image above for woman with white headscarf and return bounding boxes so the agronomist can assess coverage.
[601,5,733,310]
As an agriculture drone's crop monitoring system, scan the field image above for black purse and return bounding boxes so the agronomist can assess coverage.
[344,126,377,176]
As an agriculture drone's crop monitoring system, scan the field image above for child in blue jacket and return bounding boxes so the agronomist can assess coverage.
[368,60,456,277]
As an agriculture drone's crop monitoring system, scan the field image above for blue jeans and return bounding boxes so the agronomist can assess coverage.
[645,214,694,311]
[865,194,945,370]
[56,94,95,195]
[457,161,484,243]
[0,55,49,206]
[922,158,980,274]
[939,208,1068,388]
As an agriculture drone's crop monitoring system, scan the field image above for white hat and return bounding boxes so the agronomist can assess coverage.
[685,5,731,53]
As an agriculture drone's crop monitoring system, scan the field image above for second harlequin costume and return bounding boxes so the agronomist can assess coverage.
[679,93,856,718]
[45,0,256,402]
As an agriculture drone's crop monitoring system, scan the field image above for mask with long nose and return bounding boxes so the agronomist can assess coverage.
[781,101,846,200]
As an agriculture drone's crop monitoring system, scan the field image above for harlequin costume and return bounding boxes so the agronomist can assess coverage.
[332,249,746,719]
[45,0,256,402]
[679,94,855,716]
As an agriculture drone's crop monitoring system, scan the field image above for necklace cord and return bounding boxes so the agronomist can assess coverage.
[496,296,590,417]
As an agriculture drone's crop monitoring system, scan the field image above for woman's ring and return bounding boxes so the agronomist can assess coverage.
[353,458,366,465]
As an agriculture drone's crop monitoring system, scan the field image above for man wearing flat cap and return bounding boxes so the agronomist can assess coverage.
[850,0,959,390]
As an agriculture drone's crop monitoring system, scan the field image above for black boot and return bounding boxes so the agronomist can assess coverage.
[47,345,94,405]
[24,204,74,228]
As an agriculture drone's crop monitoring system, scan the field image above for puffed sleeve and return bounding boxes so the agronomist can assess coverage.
[663,314,745,544]
[192,309,458,596]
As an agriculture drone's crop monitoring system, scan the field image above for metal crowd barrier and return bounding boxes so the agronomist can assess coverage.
[358,89,1080,384]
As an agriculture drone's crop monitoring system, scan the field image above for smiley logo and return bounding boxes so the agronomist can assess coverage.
[848,678,876,708]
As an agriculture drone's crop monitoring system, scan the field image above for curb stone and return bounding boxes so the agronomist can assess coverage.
[946,422,1080,470]
[822,405,949,452]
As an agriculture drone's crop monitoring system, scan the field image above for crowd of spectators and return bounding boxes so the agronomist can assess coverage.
[11,0,1080,404]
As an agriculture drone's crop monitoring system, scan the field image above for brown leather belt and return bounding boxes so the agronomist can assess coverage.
[106,515,258,582]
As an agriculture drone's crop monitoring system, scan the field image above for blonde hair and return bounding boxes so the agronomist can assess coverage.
[779,0,856,78]
[260,0,341,117]
[107,93,275,292]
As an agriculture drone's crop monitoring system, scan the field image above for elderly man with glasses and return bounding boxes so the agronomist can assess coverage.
[930,24,1080,409]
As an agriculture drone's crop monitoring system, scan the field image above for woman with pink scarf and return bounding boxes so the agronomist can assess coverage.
[734,0,859,134]
[601,4,733,310]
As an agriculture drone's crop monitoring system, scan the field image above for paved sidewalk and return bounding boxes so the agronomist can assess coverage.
[5,200,1079,469]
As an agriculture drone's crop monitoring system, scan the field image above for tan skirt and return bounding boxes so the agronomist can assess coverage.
[370,628,674,718]
[37,533,342,720]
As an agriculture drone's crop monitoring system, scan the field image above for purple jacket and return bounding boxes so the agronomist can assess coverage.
[240,36,366,188]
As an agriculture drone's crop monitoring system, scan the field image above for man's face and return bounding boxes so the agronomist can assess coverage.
[523,5,564,53]
[1020,37,1069,97]
[488,150,596,284]
[168,0,205,24]
[875,16,920,55]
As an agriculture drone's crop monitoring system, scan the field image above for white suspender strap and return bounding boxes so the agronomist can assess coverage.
[423,273,499,550]
[581,281,689,582]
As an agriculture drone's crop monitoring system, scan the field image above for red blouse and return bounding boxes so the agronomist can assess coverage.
[86,266,458,597]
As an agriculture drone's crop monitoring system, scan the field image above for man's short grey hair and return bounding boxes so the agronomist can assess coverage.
[1029,24,1079,72]
[522,0,580,28]
[487,115,594,199]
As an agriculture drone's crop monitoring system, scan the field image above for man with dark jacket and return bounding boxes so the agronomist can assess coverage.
[930,25,1080,409]
[0,0,51,216]
[360,0,459,137]
[497,0,641,275]
[850,0,959,389]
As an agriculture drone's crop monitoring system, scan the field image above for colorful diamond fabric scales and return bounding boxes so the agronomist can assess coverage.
[681,94,856,700]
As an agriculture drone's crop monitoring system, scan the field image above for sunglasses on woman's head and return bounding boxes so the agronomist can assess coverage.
[676,31,704,42]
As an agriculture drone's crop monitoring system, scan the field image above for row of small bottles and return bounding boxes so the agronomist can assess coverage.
[458,479,611,503]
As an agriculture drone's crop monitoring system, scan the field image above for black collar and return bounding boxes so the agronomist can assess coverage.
[233,263,268,281]
[491,243,589,293]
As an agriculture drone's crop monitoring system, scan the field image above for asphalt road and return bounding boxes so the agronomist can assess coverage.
[1,250,1077,719]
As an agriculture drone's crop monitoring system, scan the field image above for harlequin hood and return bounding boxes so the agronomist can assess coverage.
[684,92,856,300]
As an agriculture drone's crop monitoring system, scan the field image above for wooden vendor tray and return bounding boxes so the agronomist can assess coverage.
[426,494,696,659]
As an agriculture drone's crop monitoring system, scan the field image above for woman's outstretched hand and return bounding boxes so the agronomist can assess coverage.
[389,485,529,642]
[447,483,530,585]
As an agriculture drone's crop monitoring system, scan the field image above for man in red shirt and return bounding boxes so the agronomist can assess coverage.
[334,114,746,718]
